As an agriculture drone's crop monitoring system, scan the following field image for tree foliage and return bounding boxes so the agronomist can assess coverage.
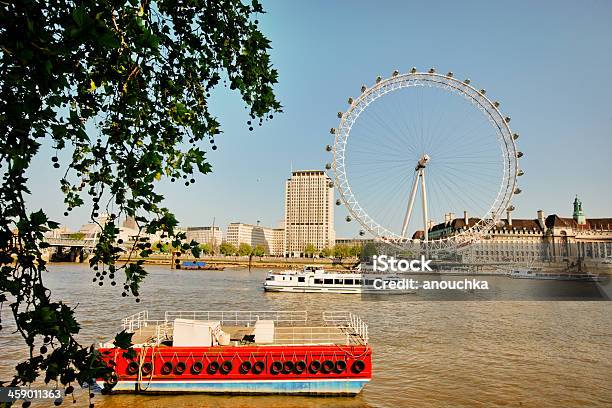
[219,242,237,256]
[237,242,252,256]
[303,243,317,258]
[252,244,265,257]
[199,242,212,255]
[0,0,280,396]
[332,244,361,260]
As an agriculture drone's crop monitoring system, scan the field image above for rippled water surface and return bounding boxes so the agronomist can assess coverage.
[1,265,611,407]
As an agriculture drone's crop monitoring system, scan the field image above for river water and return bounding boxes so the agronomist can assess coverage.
[1,264,611,407]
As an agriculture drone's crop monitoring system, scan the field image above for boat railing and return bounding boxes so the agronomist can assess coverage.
[121,310,149,332]
[163,310,308,326]
[323,311,369,344]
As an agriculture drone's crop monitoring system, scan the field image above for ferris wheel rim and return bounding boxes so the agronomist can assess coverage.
[331,70,520,250]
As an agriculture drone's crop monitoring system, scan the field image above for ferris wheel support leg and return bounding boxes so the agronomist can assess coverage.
[401,171,420,237]
[421,169,429,243]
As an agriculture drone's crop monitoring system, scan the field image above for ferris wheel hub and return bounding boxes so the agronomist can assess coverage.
[415,154,430,170]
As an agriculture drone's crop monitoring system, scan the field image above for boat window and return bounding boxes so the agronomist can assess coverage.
[355,279,363,285]
[365,279,374,285]
[344,279,354,285]
[314,278,323,284]
[265,277,273,281]
[334,279,342,285]
[298,277,305,283]
[324,279,333,284]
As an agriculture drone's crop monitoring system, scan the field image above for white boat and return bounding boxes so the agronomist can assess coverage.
[507,268,601,281]
[263,265,417,294]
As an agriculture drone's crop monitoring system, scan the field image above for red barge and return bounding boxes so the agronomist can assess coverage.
[98,310,371,395]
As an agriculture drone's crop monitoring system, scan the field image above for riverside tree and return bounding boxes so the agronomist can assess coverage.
[237,242,252,256]
[0,0,280,401]
[219,242,237,256]
[303,243,317,258]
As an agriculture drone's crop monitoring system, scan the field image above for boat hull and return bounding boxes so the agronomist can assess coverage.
[97,378,369,395]
[98,344,372,396]
[264,285,416,294]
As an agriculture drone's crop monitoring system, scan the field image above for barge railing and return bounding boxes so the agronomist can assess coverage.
[323,311,369,344]
[164,310,308,326]
[119,310,368,346]
[122,310,149,332]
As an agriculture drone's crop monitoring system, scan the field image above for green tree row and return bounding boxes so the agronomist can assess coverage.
[219,242,266,257]
[308,244,362,259]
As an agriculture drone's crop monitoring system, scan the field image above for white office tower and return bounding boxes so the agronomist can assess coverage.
[284,170,335,257]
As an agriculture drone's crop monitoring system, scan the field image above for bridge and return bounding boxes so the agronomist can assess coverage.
[43,237,96,262]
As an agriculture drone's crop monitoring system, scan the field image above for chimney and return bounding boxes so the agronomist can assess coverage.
[537,210,545,229]
[444,213,450,224]
[449,212,455,222]
[463,211,468,225]
[506,209,512,226]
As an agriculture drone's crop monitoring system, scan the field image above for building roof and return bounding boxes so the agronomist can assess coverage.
[496,218,543,230]
[545,215,612,230]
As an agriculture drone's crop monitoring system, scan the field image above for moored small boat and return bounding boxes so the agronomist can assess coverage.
[97,310,371,395]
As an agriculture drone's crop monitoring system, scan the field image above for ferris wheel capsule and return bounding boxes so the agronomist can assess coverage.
[446,71,453,77]
[392,70,399,77]
[337,112,343,118]
[513,133,519,140]
[517,151,523,158]
[325,163,331,170]
[346,216,352,222]
[504,117,511,123]
[376,76,382,83]
[330,127,336,134]
[479,89,486,95]
[328,181,334,188]
[464,78,471,84]
[348,97,354,104]
[336,199,341,206]
[410,67,417,73]
[361,86,367,94]
[359,230,365,236]
[429,68,436,73]
[514,188,522,194]
[493,101,500,108]
[517,169,524,176]
[325,145,332,152]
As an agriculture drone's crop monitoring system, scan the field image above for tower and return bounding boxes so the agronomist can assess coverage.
[284,170,335,257]
[572,195,586,225]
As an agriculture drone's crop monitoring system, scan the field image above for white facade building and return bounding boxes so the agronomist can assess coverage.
[284,170,335,257]
[226,222,284,256]
[180,226,223,248]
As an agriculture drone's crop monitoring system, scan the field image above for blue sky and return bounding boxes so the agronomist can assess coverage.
[26,0,612,238]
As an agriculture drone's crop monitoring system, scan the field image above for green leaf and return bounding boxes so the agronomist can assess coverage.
[113,330,134,349]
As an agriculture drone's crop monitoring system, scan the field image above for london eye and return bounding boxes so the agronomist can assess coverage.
[327,68,522,251]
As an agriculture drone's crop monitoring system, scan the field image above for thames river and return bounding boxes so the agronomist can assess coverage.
[1,264,611,407]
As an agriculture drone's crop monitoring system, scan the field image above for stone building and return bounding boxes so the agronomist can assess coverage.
[419,196,612,263]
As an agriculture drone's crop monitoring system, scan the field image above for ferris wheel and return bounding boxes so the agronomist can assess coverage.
[327,68,523,251]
